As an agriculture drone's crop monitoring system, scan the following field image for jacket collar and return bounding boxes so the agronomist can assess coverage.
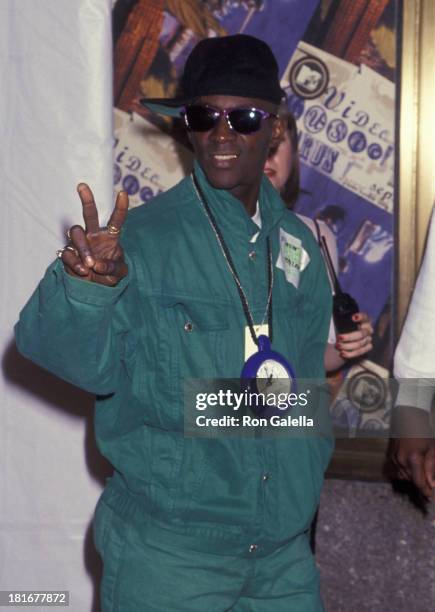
[190,160,286,244]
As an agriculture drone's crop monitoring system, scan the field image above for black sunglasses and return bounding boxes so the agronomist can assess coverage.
[182,104,277,134]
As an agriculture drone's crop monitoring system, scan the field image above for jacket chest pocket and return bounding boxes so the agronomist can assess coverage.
[156,296,230,424]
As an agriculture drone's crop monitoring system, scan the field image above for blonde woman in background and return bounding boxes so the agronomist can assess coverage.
[265,112,374,372]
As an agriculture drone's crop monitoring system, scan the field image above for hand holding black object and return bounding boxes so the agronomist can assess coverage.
[333,292,359,334]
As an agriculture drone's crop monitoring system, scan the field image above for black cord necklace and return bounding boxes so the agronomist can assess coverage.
[191,171,273,346]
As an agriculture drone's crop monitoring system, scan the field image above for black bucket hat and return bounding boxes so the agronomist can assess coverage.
[140,34,285,117]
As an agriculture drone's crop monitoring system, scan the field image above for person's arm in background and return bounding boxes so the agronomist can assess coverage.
[325,312,373,372]
[388,206,435,499]
[15,184,133,395]
[389,384,435,499]
[316,221,373,373]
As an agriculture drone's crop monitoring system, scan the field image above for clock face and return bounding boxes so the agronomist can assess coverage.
[256,359,292,395]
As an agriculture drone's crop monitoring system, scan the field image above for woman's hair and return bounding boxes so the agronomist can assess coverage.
[279,112,300,208]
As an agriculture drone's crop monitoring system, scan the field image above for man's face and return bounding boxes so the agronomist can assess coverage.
[187,95,283,213]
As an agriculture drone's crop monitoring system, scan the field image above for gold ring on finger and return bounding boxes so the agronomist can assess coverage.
[65,245,79,255]
[56,245,78,259]
[107,224,120,236]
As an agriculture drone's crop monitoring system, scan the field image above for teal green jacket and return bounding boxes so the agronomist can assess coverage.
[15,164,333,556]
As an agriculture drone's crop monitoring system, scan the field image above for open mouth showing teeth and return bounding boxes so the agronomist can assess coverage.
[213,154,238,160]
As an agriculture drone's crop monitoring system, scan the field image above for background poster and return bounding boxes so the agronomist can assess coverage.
[283,42,394,331]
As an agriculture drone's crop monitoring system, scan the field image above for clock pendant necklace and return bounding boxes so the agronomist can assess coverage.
[191,172,296,413]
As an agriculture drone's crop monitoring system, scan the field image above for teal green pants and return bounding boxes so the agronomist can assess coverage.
[94,500,324,611]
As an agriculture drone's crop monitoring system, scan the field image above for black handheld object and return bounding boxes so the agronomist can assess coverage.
[332,292,359,334]
[320,236,359,334]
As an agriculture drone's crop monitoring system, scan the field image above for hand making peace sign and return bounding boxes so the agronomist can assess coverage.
[59,183,129,286]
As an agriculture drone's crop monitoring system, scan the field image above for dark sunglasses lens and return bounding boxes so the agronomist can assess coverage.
[185,106,218,132]
[229,109,263,134]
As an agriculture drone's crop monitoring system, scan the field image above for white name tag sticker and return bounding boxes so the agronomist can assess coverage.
[245,324,269,361]
[276,228,310,288]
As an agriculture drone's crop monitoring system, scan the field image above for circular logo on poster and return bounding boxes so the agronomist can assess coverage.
[347,371,387,413]
[289,55,329,100]
[360,417,384,431]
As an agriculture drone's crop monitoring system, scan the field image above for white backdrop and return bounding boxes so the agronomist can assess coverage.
[1,1,113,609]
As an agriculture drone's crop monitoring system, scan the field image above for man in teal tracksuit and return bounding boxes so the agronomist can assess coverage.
[15,35,333,611]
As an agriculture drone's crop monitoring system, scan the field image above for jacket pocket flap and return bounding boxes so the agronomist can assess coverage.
[157,294,229,331]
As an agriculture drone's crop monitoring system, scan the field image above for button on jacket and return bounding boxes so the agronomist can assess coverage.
[15,162,333,556]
